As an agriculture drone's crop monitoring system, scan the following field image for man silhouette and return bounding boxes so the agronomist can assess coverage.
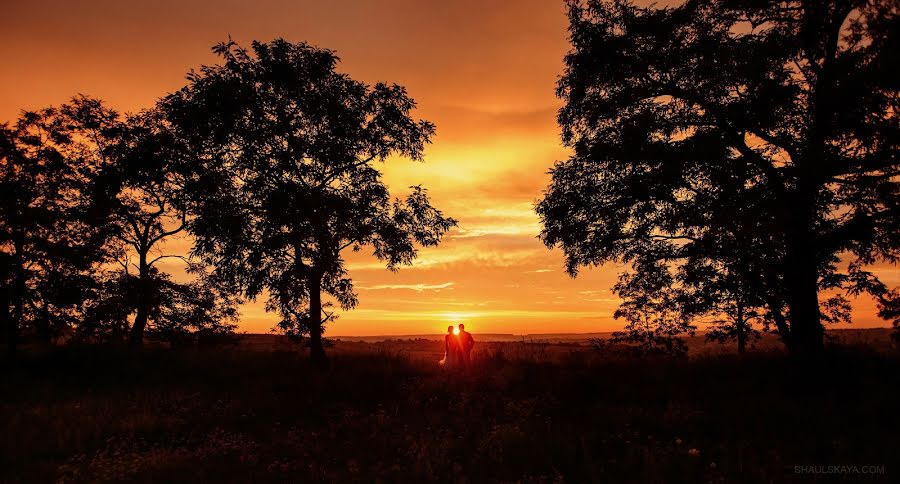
[458,323,474,367]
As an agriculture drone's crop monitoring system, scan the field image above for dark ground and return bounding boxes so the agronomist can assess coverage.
[1,339,898,483]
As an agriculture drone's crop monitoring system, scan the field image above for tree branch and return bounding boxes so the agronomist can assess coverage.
[148,254,191,268]
[148,209,187,245]
[642,80,793,194]
[319,154,377,187]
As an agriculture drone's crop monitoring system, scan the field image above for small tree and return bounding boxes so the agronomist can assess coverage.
[99,108,197,347]
[611,260,696,356]
[701,294,764,355]
[34,97,208,348]
[679,255,768,354]
[163,39,456,366]
[78,270,135,343]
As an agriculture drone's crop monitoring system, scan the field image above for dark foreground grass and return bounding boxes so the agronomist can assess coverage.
[1,345,898,483]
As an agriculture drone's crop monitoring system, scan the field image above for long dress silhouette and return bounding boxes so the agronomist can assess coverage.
[440,326,461,368]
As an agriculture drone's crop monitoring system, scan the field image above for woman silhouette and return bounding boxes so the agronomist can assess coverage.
[440,325,461,368]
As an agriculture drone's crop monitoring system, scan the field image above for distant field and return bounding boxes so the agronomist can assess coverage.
[2,329,897,482]
[237,327,897,359]
[325,333,617,343]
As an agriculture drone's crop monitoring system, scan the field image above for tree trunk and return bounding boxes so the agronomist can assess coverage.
[763,281,793,350]
[0,300,9,345]
[307,271,329,369]
[736,299,746,355]
[9,281,23,359]
[9,237,25,359]
[2,296,15,360]
[35,302,52,346]
[785,18,837,355]
[129,250,150,348]
[784,189,824,355]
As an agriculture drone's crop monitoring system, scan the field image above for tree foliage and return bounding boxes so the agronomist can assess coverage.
[80,266,238,346]
[0,98,113,353]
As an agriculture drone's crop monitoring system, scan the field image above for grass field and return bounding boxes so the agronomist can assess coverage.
[2,331,898,483]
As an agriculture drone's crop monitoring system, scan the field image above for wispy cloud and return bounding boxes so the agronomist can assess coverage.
[447,203,542,239]
[335,307,609,322]
[358,282,455,292]
[450,221,542,239]
[346,245,545,271]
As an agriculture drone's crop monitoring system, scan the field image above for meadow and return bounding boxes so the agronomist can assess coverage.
[2,330,897,483]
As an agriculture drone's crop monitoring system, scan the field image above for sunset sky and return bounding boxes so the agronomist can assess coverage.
[1,0,895,335]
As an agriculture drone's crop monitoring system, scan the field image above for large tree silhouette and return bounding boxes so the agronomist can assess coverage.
[538,0,899,354]
[163,39,455,366]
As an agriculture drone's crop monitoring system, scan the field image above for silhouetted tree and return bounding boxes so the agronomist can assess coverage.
[22,98,210,348]
[0,100,112,355]
[674,181,851,352]
[162,39,456,366]
[148,267,239,347]
[96,107,197,347]
[0,96,233,349]
[704,300,763,354]
[538,0,899,354]
[681,260,765,354]
[79,270,135,343]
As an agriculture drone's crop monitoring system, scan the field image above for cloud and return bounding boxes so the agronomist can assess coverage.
[451,223,541,238]
[335,307,609,322]
[358,282,455,292]
[362,298,492,307]
[346,243,547,271]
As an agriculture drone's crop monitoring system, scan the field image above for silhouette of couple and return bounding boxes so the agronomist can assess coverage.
[440,323,475,369]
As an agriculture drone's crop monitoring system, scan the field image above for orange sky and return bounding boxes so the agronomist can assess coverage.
[1,0,895,335]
